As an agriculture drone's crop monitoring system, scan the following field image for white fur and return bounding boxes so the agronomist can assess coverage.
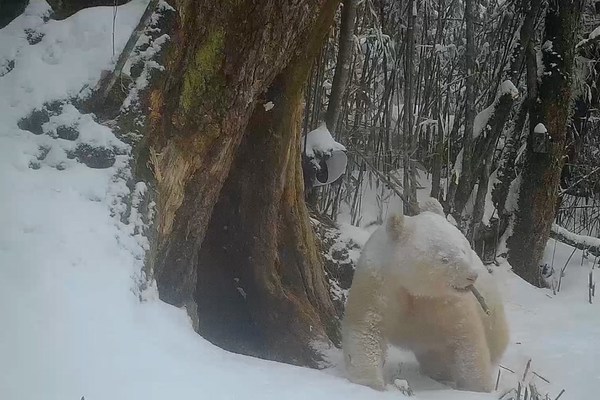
[342,208,508,392]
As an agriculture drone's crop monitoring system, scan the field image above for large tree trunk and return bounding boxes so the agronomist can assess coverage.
[146,0,340,367]
[508,0,582,286]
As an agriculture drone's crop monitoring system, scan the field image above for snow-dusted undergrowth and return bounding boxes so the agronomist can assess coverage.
[0,2,598,400]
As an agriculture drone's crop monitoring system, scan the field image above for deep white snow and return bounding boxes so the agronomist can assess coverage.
[1,2,598,400]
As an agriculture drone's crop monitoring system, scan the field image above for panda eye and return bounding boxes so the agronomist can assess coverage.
[441,257,450,264]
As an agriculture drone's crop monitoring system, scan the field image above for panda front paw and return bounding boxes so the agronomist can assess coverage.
[347,369,386,391]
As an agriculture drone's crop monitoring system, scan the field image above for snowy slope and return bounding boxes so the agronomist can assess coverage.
[498,239,600,399]
[0,2,598,400]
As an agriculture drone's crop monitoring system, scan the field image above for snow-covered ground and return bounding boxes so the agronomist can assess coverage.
[497,239,600,400]
[1,2,598,400]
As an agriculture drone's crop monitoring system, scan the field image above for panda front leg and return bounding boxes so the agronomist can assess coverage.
[342,272,388,391]
[451,325,494,392]
[342,307,387,390]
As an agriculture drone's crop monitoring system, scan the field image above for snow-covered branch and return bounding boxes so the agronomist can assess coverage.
[551,224,600,257]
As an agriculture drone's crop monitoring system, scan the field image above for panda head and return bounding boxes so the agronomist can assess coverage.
[386,210,479,298]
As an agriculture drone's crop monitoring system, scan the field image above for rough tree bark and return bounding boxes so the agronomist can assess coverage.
[508,0,583,286]
[146,0,341,367]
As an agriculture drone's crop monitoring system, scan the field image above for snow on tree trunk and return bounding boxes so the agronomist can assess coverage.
[508,0,583,287]
[146,0,340,367]
[492,0,543,221]
[455,81,519,219]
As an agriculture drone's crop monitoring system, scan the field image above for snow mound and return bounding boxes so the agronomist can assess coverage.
[534,123,547,134]
[498,80,519,99]
[302,123,346,158]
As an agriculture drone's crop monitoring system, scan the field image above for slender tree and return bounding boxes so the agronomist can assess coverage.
[430,0,446,201]
[451,0,477,216]
[403,0,418,215]
[325,0,358,132]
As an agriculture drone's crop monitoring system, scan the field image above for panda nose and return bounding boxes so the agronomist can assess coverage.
[466,271,478,283]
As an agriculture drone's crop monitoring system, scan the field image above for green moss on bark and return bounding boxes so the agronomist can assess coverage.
[178,28,226,120]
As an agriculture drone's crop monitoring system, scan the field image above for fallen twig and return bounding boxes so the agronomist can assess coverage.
[499,388,516,400]
[532,371,550,384]
[495,369,502,391]
[589,267,595,305]
[557,246,577,293]
[522,359,532,382]
[499,364,516,374]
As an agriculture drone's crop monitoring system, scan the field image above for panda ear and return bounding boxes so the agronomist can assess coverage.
[418,197,445,217]
[386,213,406,242]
